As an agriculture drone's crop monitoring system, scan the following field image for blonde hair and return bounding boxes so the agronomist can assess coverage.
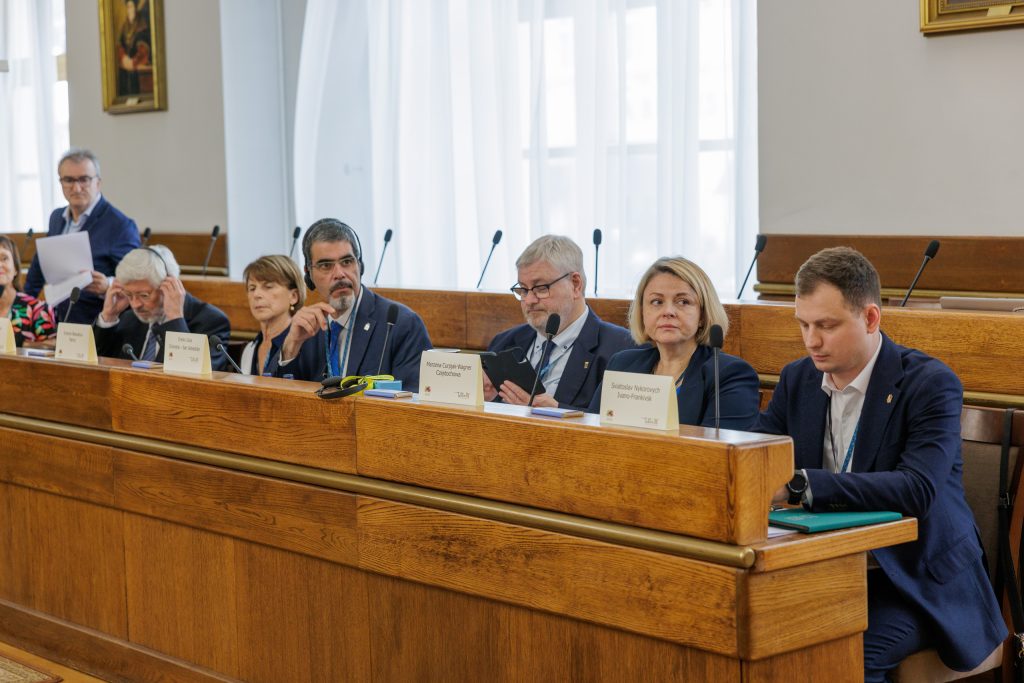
[627,256,728,346]
[243,254,306,307]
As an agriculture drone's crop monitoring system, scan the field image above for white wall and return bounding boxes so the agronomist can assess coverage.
[758,1,1024,236]
[66,0,229,235]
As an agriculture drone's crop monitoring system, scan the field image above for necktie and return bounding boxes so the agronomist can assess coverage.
[327,320,343,376]
[140,326,158,361]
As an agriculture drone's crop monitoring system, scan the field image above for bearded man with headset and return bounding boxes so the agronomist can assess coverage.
[93,245,231,370]
[274,218,432,390]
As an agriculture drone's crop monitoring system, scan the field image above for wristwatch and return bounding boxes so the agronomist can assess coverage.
[786,470,808,506]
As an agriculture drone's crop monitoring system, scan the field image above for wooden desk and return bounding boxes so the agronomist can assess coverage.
[0,353,915,682]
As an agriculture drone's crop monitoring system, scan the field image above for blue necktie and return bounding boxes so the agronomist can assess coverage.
[327,321,343,376]
[141,326,158,361]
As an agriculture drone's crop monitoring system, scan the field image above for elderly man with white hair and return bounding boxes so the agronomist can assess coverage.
[93,245,231,370]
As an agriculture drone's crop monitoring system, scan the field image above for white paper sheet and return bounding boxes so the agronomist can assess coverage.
[35,232,93,284]
[44,270,94,307]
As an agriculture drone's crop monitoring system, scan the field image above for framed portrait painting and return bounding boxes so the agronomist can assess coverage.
[98,0,167,113]
[921,0,1024,33]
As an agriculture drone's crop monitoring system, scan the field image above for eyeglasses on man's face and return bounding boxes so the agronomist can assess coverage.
[510,272,572,301]
[59,175,97,188]
[312,255,358,274]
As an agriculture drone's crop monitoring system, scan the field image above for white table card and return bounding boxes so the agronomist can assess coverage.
[163,331,212,376]
[0,319,15,355]
[598,370,679,432]
[54,322,98,364]
[418,350,484,407]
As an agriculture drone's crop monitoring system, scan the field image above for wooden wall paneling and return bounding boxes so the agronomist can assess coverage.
[465,292,526,349]
[355,399,793,544]
[0,356,113,430]
[179,277,254,336]
[233,541,372,683]
[113,449,360,565]
[356,496,745,656]
[0,600,237,683]
[587,298,633,330]
[374,288,470,350]
[743,634,862,683]
[0,427,115,505]
[757,235,1024,293]
[364,572,740,682]
[0,484,127,637]
[153,232,228,270]
[108,369,356,472]
[123,514,240,677]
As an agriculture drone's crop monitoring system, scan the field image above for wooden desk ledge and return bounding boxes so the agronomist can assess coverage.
[751,518,918,572]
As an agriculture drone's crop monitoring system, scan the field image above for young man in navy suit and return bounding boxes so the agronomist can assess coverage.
[755,247,1005,682]
[485,235,634,411]
[24,148,140,324]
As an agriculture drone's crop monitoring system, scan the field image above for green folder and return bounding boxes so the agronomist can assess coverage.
[768,509,902,533]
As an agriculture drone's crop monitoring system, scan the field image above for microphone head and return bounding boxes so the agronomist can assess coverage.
[755,234,767,253]
[386,303,399,325]
[708,324,724,349]
[209,334,224,349]
[925,239,940,259]
[544,313,561,337]
[26,228,34,239]
[69,286,81,304]
[593,228,602,246]
[384,228,393,243]
[142,227,152,239]
[211,224,221,238]
[492,229,503,245]
[122,343,135,357]
[292,226,301,239]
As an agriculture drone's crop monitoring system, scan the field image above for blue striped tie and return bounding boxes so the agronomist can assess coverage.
[140,327,158,361]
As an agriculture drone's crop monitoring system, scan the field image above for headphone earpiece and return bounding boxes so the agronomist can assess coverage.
[316,374,369,400]
[304,268,316,292]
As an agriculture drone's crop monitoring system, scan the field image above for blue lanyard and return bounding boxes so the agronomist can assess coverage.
[326,319,356,376]
[827,399,860,473]
[531,339,575,380]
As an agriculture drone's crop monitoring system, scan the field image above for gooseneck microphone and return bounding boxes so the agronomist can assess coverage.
[593,228,602,297]
[709,324,724,432]
[122,343,140,361]
[23,228,34,253]
[288,226,301,260]
[527,313,561,407]
[201,225,221,276]
[63,287,81,323]
[374,229,393,285]
[737,234,767,299]
[476,229,503,289]
[900,239,940,308]
[141,227,152,247]
[210,335,243,374]
[376,303,400,375]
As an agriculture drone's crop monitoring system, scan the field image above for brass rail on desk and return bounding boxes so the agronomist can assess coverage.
[0,412,757,569]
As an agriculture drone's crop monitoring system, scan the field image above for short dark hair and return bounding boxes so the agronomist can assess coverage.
[301,218,362,268]
[795,246,881,309]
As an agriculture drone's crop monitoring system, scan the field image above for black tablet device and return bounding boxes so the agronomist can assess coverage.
[480,347,544,395]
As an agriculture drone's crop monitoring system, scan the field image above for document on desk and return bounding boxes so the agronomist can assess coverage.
[36,232,94,306]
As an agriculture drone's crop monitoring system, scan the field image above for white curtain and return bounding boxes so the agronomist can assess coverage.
[0,0,66,233]
[295,0,758,297]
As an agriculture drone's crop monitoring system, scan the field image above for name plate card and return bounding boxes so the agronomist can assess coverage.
[418,350,484,407]
[0,319,15,355]
[598,370,679,432]
[54,322,98,364]
[163,331,212,376]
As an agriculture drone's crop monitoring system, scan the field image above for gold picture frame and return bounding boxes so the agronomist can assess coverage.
[921,0,1024,33]
[98,0,167,113]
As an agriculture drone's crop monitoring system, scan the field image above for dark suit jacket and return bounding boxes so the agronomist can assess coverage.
[487,309,635,411]
[588,344,760,430]
[93,293,232,371]
[274,287,432,390]
[754,333,1006,671]
[25,196,140,324]
[245,327,290,376]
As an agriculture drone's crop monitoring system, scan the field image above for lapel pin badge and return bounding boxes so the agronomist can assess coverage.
[583,361,590,369]
[886,393,893,404]
[363,322,371,331]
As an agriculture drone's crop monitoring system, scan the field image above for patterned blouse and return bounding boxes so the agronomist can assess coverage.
[7,291,56,343]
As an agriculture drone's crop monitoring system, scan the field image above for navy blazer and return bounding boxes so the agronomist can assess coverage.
[589,344,760,430]
[754,333,1005,671]
[93,293,232,371]
[487,309,635,411]
[25,196,140,324]
[244,327,290,376]
[275,287,432,390]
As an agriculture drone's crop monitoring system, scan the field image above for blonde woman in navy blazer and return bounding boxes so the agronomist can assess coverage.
[588,257,759,430]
